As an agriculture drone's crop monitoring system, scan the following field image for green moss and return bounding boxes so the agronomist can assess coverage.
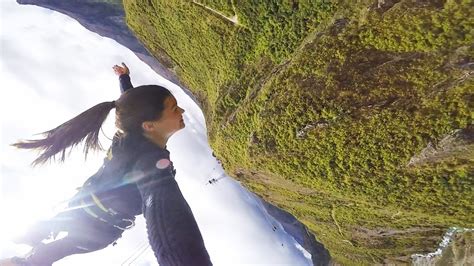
[123,0,473,264]
[359,1,473,52]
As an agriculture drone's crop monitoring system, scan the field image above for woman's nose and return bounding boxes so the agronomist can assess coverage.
[179,107,185,113]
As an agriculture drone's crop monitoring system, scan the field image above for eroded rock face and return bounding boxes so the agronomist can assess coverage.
[408,125,474,167]
[412,230,474,266]
[435,232,473,266]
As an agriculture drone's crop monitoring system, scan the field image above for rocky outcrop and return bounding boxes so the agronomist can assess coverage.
[434,231,473,266]
[412,229,474,266]
[408,125,474,167]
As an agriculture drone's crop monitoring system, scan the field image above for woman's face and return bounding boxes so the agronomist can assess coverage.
[155,95,186,136]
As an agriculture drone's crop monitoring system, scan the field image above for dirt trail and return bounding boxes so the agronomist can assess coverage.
[191,1,239,25]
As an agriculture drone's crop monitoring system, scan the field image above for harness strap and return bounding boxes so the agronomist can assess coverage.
[91,193,108,213]
[90,193,118,215]
[80,197,135,231]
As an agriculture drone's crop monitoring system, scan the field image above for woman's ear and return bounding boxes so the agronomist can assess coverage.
[142,121,156,133]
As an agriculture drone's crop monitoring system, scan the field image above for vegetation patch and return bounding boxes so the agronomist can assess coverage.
[124,0,473,264]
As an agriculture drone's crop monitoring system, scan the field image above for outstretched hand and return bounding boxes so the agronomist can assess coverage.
[113,62,130,76]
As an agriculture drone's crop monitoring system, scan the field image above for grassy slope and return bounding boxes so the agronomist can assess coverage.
[123,0,473,264]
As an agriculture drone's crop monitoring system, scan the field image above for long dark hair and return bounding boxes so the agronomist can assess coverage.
[12,85,172,165]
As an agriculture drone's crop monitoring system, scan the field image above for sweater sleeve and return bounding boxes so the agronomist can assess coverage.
[131,152,212,266]
[119,74,133,93]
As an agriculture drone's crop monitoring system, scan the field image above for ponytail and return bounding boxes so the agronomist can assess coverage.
[12,101,116,166]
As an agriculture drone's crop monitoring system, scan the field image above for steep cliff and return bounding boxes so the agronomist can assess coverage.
[121,0,473,264]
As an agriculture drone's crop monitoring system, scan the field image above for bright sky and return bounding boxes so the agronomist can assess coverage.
[0,1,312,265]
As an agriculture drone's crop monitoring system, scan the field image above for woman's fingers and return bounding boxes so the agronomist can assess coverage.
[112,63,129,75]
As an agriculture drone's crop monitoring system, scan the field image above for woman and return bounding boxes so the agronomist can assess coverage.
[5,64,212,266]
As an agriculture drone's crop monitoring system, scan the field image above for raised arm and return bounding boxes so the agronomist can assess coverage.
[132,151,212,266]
[113,62,134,93]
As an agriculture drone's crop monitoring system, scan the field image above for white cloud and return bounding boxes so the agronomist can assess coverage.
[0,1,312,265]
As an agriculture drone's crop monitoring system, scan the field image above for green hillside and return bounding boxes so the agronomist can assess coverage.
[123,0,473,264]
